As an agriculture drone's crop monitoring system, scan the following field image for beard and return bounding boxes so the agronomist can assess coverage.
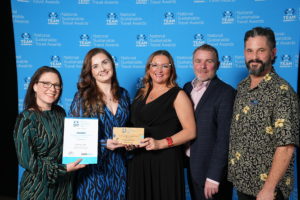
[246,58,272,76]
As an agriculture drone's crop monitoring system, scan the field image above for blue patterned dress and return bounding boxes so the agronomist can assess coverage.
[69,87,130,200]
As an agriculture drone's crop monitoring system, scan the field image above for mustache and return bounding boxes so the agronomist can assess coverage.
[247,59,264,65]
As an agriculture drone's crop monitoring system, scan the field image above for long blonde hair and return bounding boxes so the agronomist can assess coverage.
[136,50,178,99]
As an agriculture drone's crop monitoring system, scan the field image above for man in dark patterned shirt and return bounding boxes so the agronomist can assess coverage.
[228,27,299,200]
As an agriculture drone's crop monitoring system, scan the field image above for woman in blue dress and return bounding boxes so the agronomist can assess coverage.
[69,48,130,200]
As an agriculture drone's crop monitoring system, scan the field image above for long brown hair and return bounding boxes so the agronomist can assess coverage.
[136,50,178,99]
[77,48,120,116]
[24,66,63,111]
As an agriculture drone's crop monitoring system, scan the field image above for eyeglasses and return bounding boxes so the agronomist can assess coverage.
[38,81,62,90]
[92,59,112,69]
[150,63,171,69]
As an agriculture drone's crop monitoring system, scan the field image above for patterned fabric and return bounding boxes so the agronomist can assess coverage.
[228,70,299,199]
[69,87,130,200]
[13,105,72,200]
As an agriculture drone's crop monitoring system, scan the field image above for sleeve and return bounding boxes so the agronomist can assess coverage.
[13,113,67,185]
[206,87,236,182]
[273,86,299,147]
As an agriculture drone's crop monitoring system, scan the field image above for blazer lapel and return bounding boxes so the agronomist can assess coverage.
[194,77,220,118]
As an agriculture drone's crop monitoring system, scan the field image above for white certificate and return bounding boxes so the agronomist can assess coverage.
[62,117,98,164]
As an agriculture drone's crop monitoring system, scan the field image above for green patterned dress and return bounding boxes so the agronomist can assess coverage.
[14,105,73,200]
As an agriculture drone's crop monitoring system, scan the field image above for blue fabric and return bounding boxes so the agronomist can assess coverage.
[69,88,130,200]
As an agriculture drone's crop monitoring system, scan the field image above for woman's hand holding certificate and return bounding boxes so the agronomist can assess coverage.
[113,127,144,145]
[106,139,125,150]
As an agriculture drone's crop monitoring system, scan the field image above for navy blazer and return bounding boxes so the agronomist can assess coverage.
[183,76,236,186]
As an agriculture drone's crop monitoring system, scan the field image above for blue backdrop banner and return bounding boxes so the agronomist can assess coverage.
[11,0,299,199]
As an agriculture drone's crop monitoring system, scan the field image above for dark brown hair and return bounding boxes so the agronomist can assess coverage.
[244,27,276,64]
[193,44,220,69]
[77,48,120,116]
[24,66,63,111]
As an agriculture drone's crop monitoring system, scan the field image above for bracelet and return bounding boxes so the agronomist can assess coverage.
[166,137,173,147]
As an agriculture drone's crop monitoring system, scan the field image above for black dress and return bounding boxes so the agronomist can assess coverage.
[127,87,185,200]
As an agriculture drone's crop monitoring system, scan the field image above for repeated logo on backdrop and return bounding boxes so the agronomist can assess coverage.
[48,12,59,24]
[12,0,300,106]
[222,11,234,24]
[283,8,297,22]
[20,33,32,46]
[11,0,300,200]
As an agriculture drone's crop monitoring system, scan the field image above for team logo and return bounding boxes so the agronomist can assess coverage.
[24,76,31,90]
[283,8,296,22]
[106,13,118,25]
[48,12,60,25]
[73,120,79,127]
[136,34,148,47]
[221,55,233,68]
[79,34,92,46]
[222,11,234,24]
[78,0,90,4]
[112,56,118,67]
[136,77,144,90]
[50,55,62,68]
[21,33,33,46]
[136,0,147,4]
[193,33,205,47]
[280,54,292,67]
[163,12,175,25]
[193,0,206,2]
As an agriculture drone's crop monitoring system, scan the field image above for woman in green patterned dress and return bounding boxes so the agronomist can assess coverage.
[13,66,86,200]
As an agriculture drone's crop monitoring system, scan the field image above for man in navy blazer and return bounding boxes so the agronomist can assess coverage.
[183,44,235,200]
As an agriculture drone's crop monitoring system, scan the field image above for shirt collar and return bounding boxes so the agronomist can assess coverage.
[191,78,210,91]
[243,68,276,91]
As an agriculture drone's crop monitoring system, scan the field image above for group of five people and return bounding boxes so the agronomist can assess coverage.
[14,26,299,200]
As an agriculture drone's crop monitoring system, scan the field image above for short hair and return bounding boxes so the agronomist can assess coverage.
[244,27,277,64]
[244,27,276,49]
[193,44,220,69]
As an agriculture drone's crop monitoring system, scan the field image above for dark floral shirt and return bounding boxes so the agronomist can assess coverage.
[228,70,299,198]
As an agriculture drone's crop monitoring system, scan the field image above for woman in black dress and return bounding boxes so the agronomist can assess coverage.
[127,50,196,200]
